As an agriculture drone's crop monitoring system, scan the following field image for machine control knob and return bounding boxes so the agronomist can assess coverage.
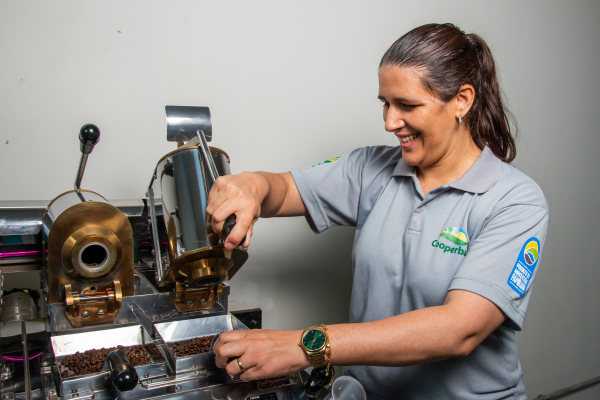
[103,350,139,392]
[79,124,101,154]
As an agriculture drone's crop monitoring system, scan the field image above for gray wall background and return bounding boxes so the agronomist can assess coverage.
[1,1,599,398]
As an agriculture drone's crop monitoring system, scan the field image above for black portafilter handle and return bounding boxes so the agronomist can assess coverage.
[222,214,246,246]
[103,350,139,392]
[304,366,335,399]
[79,123,101,154]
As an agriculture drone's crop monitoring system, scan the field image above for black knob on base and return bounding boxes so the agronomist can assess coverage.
[79,124,101,154]
[304,366,335,399]
[111,363,138,392]
[103,350,139,392]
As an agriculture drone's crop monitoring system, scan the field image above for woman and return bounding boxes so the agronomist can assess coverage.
[208,24,549,399]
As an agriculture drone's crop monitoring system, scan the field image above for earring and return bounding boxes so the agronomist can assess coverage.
[458,116,463,126]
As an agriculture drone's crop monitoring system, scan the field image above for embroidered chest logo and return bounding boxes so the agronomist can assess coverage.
[432,227,468,256]
[508,238,540,296]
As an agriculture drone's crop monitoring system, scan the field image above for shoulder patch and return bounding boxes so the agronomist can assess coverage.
[310,157,340,168]
[508,238,540,296]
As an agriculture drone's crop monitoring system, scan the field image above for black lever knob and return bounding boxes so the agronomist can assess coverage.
[103,350,139,392]
[79,124,101,154]
[222,215,247,246]
[304,366,335,399]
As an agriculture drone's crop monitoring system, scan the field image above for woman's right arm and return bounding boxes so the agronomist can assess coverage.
[206,171,307,249]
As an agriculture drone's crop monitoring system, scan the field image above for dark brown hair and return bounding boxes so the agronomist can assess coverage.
[380,23,517,163]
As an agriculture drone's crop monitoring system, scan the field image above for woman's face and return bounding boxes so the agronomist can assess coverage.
[378,65,460,168]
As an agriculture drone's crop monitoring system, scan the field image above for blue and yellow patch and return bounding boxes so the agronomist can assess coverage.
[508,237,541,296]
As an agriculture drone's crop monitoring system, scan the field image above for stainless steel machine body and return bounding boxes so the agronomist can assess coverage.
[0,106,308,400]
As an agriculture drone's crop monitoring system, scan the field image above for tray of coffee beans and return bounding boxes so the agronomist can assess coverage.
[58,344,162,378]
[170,335,216,357]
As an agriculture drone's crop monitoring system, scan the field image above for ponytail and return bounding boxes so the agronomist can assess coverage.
[465,34,516,162]
[380,24,517,163]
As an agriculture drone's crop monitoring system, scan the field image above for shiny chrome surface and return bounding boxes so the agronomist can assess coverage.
[157,147,215,260]
[41,190,108,236]
[154,314,240,343]
[0,198,158,237]
[155,315,247,373]
[165,106,212,143]
[147,187,164,282]
[0,291,40,323]
[108,199,146,217]
[50,325,152,357]
[0,204,45,236]
[150,144,248,291]
[210,147,231,176]
[196,131,219,182]
[74,153,90,202]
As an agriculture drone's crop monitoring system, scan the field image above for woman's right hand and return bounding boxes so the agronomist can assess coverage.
[206,171,271,249]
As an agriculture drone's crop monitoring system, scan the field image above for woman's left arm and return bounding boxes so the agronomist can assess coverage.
[213,289,505,380]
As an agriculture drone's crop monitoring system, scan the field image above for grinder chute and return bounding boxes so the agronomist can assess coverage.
[146,106,248,312]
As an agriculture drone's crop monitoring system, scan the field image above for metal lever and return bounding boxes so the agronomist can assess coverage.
[74,124,101,202]
[196,130,219,183]
[196,130,244,244]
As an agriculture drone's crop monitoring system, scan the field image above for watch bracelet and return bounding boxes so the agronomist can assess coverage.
[308,352,327,369]
[320,324,332,370]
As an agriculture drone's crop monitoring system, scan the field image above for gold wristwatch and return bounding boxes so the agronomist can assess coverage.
[299,324,331,369]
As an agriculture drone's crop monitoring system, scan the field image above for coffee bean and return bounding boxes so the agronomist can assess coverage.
[58,344,156,377]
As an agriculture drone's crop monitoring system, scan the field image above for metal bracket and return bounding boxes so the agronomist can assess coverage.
[173,282,223,312]
[64,280,122,327]
[130,302,177,377]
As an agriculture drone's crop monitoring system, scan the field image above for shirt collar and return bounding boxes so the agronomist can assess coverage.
[391,146,502,194]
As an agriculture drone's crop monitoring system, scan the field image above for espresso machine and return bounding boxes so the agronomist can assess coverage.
[0,106,354,400]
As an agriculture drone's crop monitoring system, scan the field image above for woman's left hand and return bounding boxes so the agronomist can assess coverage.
[213,329,311,381]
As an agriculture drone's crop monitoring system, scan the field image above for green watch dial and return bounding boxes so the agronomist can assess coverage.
[302,329,326,351]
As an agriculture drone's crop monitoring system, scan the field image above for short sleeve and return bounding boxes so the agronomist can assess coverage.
[449,204,549,330]
[290,148,369,233]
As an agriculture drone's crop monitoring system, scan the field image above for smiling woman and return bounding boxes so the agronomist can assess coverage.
[208,23,549,400]
[377,65,482,193]
[380,24,516,163]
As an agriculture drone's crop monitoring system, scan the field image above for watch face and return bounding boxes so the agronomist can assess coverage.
[302,329,326,351]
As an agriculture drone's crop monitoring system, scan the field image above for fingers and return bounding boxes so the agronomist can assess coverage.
[214,330,310,382]
[225,355,258,378]
[213,330,248,368]
[219,329,248,344]
[206,174,262,248]
[223,215,255,249]
[242,225,254,248]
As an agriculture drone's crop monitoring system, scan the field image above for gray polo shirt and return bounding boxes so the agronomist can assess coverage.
[291,146,549,400]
